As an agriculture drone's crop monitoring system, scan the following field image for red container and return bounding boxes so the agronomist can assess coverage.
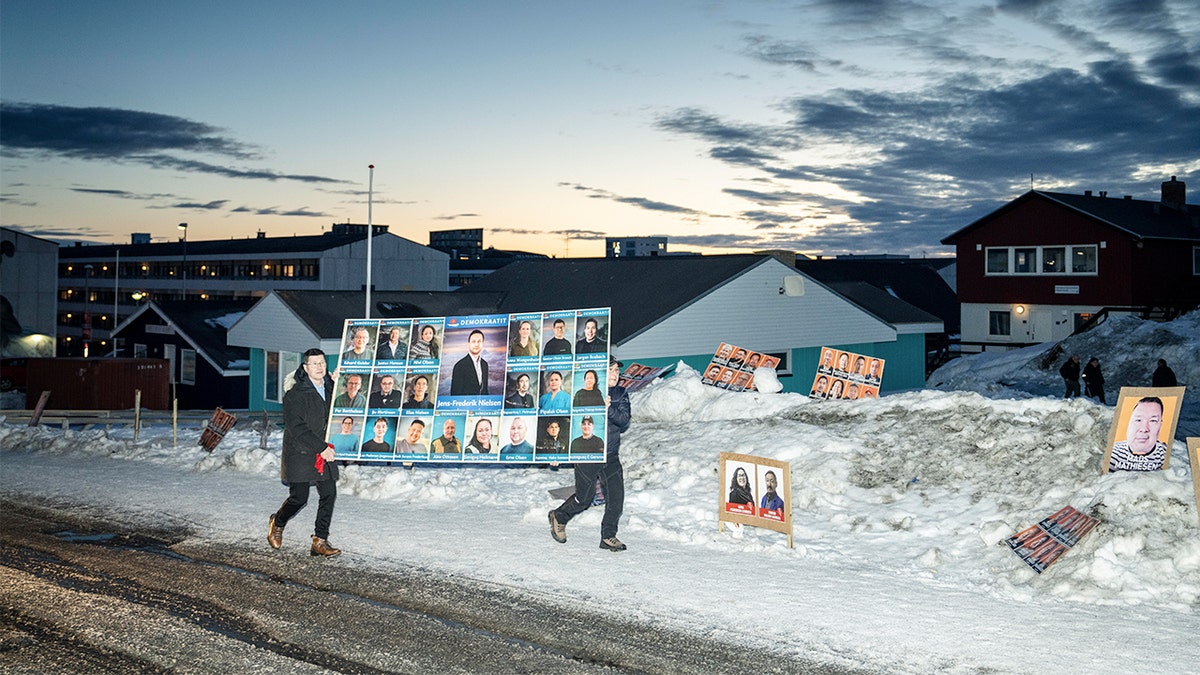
[25,358,170,410]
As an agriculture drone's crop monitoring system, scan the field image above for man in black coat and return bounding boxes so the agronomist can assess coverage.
[268,348,342,557]
[450,329,489,395]
[1059,354,1081,399]
[1152,359,1178,387]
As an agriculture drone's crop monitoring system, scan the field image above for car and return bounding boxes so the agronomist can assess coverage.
[0,357,28,392]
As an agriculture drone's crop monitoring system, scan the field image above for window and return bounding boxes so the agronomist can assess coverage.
[985,245,1098,276]
[264,350,300,403]
[761,351,791,376]
[986,249,1009,274]
[180,349,196,385]
[989,311,1011,336]
[133,343,147,358]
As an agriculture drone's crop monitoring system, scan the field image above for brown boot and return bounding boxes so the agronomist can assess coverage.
[310,536,341,557]
[267,514,283,550]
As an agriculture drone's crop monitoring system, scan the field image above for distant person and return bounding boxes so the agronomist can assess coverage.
[465,418,495,454]
[430,418,462,454]
[361,417,392,454]
[539,371,571,411]
[1059,354,1081,399]
[1152,359,1177,387]
[760,470,784,511]
[509,320,539,357]
[549,357,632,552]
[328,416,359,456]
[409,324,440,360]
[1082,357,1106,404]
[542,319,573,356]
[368,374,402,409]
[500,417,534,455]
[727,466,754,506]
[573,369,605,406]
[450,329,489,395]
[575,318,604,354]
[333,374,366,409]
[505,372,535,408]
[268,348,341,557]
[395,419,427,455]
[376,326,407,361]
[340,326,372,362]
[1108,396,1169,471]
[402,374,435,409]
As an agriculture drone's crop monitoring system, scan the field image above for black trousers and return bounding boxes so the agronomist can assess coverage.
[554,457,624,539]
[274,478,337,540]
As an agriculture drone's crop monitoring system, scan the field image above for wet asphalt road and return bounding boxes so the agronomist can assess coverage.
[0,498,866,674]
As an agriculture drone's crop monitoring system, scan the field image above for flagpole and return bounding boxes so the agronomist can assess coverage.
[366,164,374,318]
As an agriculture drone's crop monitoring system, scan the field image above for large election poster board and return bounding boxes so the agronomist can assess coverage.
[1100,386,1186,473]
[326,308,611,464]
[1004,505,1099,574]
[700,343,781,392]
[809,347,884,400]
[717,451,793,547]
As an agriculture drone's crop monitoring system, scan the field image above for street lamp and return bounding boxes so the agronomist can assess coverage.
[178,222,189,300]
[83,264,94,357]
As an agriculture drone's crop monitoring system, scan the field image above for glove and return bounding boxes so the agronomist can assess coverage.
[315,442,333,474]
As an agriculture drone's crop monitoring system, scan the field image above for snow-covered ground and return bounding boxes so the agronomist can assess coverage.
[2,313,1199,673]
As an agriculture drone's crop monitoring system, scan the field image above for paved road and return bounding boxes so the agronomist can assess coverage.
[1,499,863,674]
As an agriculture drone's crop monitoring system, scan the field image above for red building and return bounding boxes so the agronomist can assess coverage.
[942,176,1199,351]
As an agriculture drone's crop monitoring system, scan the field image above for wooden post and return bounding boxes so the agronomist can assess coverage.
[172,398,178,447]
[29,391,51,427]
[133,389,142,442]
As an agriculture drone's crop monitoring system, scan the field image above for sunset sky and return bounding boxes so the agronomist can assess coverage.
[2,1,1197,258]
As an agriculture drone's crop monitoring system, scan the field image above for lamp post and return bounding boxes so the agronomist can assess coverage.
[178,222,189,300]
[83,264,94,357]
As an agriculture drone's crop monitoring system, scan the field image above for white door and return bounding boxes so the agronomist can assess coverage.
[1030,310,1053,343]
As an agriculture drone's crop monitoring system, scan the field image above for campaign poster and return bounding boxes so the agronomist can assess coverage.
[617,362,673,392]
[811,347,885,400]
[701,344,779,392]
[1004,505,1099,574]
[326,308,610,464]
[1189,438,1200,523]
[1100,386,1186,473]
[717,451,793,547]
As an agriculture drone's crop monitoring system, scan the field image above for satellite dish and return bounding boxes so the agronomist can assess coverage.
[781,275,804,296]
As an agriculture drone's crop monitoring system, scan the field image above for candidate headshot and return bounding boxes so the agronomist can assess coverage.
[819,348,835,371]
[1108,396,1170,472]
[810,375,829,398]
[542,317,574,356]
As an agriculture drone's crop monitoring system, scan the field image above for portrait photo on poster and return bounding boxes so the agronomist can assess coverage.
[1101,386,1186,473]
[723,459,757,516]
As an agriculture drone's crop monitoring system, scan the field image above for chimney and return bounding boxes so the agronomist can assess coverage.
[1161,175,1186,210]
[257,230,266,239]
[1084,190,1093,196]
[1099,191,1107,198]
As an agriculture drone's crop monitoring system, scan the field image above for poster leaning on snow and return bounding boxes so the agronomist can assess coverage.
[717,451,793,547]
[325,308,611,465]
[1100,386,1186,473]
[700,343,781,392]
[809,346,884,401]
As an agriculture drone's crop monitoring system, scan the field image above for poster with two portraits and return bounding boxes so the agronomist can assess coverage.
[326,308,612,465]
[718,452,793,547]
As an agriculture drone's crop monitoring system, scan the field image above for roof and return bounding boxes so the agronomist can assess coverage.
[942,190,1200,244]
[57,232,411,259]
[823,281,942,329]
[275,290,508,339]
[794,258,958,333]
[115,299,256,371]
[458,255,781,343]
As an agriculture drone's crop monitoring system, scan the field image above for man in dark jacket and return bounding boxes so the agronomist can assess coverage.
[1152,359,1178,388]
[1059,354,1081,399]
[268,348,342,556]
[549,355,632,551]
[1082,357,1106,404]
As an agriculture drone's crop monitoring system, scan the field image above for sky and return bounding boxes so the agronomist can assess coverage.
[2,1,1199,259]
[2,311,1199,672]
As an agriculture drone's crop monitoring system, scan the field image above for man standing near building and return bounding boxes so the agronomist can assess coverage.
[1059,354,1081,399]
[1152,359,1178,387]
[268,348,341,557]
[549,356,632,552]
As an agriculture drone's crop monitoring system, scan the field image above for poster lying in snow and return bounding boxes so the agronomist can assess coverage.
[717,452,793,547]
[809,347,884,400]
[616,362,674,392]
[700,343,780,392]
[1004,505,1099,574]
[1101,386,1186,473]
[326,309,611,464]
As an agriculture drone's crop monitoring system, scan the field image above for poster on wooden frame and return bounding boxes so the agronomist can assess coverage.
[1100,386,1186,473]
[717,451,793,547]
[1189,438,1200,523]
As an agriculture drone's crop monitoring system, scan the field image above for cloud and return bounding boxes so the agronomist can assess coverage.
[558,182,705,215]
[0,102,347,185]
[70,187,178,201]
[229,206,330,218]
[0,194,38,207]
[434,213,480,220]
[490,226,609,239]
[171,200,229,211]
